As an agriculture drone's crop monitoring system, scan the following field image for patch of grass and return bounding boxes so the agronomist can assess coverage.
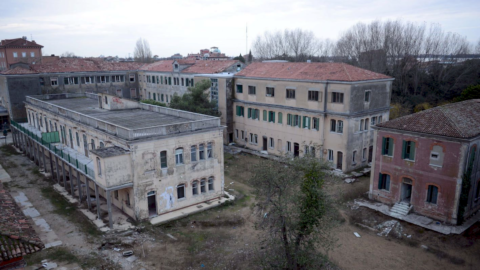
[0,144,20,156]
[4,160,18,169]
[41,186,101,237]
[31,167,42,177]
[25,247,79,266]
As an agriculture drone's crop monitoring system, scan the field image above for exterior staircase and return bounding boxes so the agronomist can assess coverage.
[390,202,412,216]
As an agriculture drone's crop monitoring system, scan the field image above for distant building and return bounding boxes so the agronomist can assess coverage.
[186,47,230,61]
[370,100,480,224]
[0,37,43,70]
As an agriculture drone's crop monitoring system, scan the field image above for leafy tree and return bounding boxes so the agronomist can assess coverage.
[169,80,221,117]
[233,54,245,63]
[250,154,338,269]
[413,102,432,113]
[389,103,410,120]
[454,84,480,102]
[140,99,166,107]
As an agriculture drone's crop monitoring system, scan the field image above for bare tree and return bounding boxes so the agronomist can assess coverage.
[61,51,76,57]
[134,38,153,63]
[476,39,480,54]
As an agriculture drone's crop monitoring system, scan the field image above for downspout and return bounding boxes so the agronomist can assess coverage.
[321,81,329,160]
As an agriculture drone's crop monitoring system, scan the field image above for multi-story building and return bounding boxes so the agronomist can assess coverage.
[231,62,393,172]
[11,93,226,228]
[0,37,43,71]
[0,58,143,121]
[369,100,480,225]
[138,59,243,105]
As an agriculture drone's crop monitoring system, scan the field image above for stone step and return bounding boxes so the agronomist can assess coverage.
[390,203,412,216]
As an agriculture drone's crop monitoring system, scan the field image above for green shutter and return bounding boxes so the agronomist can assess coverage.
[302,116,307,128]
[278,113,283,124]
[308,117,311,129]
[382,138,386,155]
[378,173,383,189]
[272,112,275,123]
[263,110,267,121]
[236,106,240,116]
[385,175,390,191]
[388,139,394,156]
[298,116,301,127]
[410,142,416,160]
[287,114,291,126]
[402,140,407,159]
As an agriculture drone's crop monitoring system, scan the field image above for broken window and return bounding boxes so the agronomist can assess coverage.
[426,185,438,204]
[382,137,394,156]
[112,75,124,82]
[248,86,256,95]
[160,151,167,168]
[236,85,243,93]
[51,77,58,86]
[192,181,199,195]
[177,184,185,199]
[207,143,213,159]
[402,141,416,161]
[191,146,197,162]
[129,74,135,82]
[266,87,275,97]
[208,177,214,191]
[199,144,205,160]
[378,173,390,191]
[200,179,206,193]
[365,91,371,102]
[286,89,295,99]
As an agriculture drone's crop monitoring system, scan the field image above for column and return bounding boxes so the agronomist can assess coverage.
[106,190,113,229]
[77,171,83,203]
[69,165,74,196]
[85,178,91,209]
[49,152,54,178]
[55,156,61,184]
[62,160,67,188]
[94,184,100,220]
[42,147,47,172]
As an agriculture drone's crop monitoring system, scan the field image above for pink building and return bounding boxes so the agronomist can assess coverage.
[370,99,480,225]
[0,37,43,70]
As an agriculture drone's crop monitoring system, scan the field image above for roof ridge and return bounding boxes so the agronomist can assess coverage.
[342,63,352,81]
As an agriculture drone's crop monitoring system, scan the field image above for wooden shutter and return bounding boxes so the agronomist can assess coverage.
[287,114,291,126]
[385,175,390,191]
[402,141,407,159]
[387,138,394,156]
[278,113,282,124]
[378,173,383,189]
[263,110,267,121]
[410,142,416,160]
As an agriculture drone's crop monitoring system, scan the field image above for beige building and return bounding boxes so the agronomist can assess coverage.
[11,93,226,228]
[230,62,394,172]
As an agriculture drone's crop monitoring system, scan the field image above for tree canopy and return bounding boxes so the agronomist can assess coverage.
[169,80,221,117]
[454,84,480,102]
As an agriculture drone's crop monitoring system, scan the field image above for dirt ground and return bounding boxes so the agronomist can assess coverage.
[1,145,480,270]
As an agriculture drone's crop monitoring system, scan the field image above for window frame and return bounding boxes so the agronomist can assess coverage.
[308,90,319,101]
[286,89,296,99]
[248,86,256,95]
[331,92,344,103]
[175,148,184,165]
[208,177,214,191]
[191,146,197,162]
[236,84,243,93]
[160,151,168,169]
[426,185,438,204]
[266,87,275,97]
[378,173,391,191]
[177,184,185,199]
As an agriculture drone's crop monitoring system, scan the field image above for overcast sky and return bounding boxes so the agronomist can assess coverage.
[1,0,479,58]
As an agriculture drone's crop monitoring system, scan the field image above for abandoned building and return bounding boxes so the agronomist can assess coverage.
[369,99,480,225]
[10,93,226,228]
[0,37,44,71]
[230,62,394,172]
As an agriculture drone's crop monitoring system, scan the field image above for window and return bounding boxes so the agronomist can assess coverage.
[328,149,334,161]
[114,190,118,199]
[382,137,394,156]
[429,145,444,167]
[168,77,172,85]
[269,137,274,148]
[365,118,369,130]
[286,89,295,99]
[378,116,383,123]
[352,151,357,164]
[362,148,367,160]
[402,141,416,161]
[51,78,58,86]
[100,142,105,148]
[208,177,214,191]
[268,111,275,123]
[236,106,244,117]
[30,52,35,57]
[236,85,243,93]
[330,119,343,133]
[248,86,256,95]
[64,77,79,85]
[177,184,185,199]
[266,87,275,97]
[199,179,207,193]
[241,131,244,140]
[287,114,301,127]
[287,141,292,152]
[112,75,124,82]
[22,52,26,57]
[331,92,344,103]
[207,142,213,159]
[191,79,194,86]
[156,76,159,84]
[365,91,371,102]
[97,76,109,83]
[378,173,390,191]
[161,94,164,102]
[175,148,184,165]
[263,110,267,121]
[126,192,130,206]
[84,76,94,84]
[371,117,377,126]
[76,132,80,146]
[13,52,18,58]
[191,146,197,162]
[360,119,364,131]
[235,129,239,139]
[96,157,102,176]
[181,78,184,86]
[192,181,199,195]
[129,74,135,82]
[250,133,258,144]
[160,151,167,168]
[426,185,438,204]
[278,112,283,124]
[313,117,319,131]
[302,116,311,129]
[308,90,319,101]
[199,144,205,160]
[91,139,95,149]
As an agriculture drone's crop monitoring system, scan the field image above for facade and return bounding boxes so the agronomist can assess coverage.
[369,100,480,224]
[186,47,229,61]
[0,37,43,70]
[11,93,226,227]
[231,62,394,172]
[138,59,244,105]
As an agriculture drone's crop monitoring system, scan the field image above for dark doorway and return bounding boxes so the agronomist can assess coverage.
[147,191,157,217]
[368,146,373,162]
[228,133,233,143]
[401,181,413,204]
[263,137,268,151]
[337,151,343,170]
[294,143,300,157]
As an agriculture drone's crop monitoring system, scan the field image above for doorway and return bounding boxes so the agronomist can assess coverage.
[294,143,299,157]
[263,137,268,151]
[401,179,413,204]
[368,146,373,162]
[147,191,157,217]
[228,133,233,143]
[337,151,343,170]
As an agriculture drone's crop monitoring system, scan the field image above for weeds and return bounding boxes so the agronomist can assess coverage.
[0,144,20,156]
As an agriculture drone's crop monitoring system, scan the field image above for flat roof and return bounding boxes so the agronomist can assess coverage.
[46,98,191,129]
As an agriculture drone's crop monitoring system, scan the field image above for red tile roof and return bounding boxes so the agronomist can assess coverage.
[235,62,392,82]
[377,99,480,139]
[0,181,44,262]
[1,66,37,75]
[181,60,238,74]
[0,38,43,48]
[141,60,174,72]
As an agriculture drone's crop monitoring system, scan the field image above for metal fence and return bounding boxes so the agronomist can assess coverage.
[11,120,96,180]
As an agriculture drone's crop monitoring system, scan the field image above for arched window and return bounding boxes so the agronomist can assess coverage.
[160,151,167,168]
[96,157,102,176]
[175,148,184,165]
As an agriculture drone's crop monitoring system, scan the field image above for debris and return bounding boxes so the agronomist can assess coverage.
[123,250,134,257]
[344,178,356,184]
[264,213,268,218]
[113,247,121,251]
[353,232,361,238]
[375,220,403,238]
[407,235,412,238]
[126,255,137,262]
[167,233,177,240]
[42,262,58,269]
[421,245,428,250]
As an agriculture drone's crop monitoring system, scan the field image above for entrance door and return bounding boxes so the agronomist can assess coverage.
[294,143,300,157]
[147,191,157,217]
[401,180,413,204]
[337,152,343,170]
[368,146,373,162]
[229,133,233,143]
[263,137,268,151]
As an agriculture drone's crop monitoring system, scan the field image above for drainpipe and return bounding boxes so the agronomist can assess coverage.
[321,81,329,159]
